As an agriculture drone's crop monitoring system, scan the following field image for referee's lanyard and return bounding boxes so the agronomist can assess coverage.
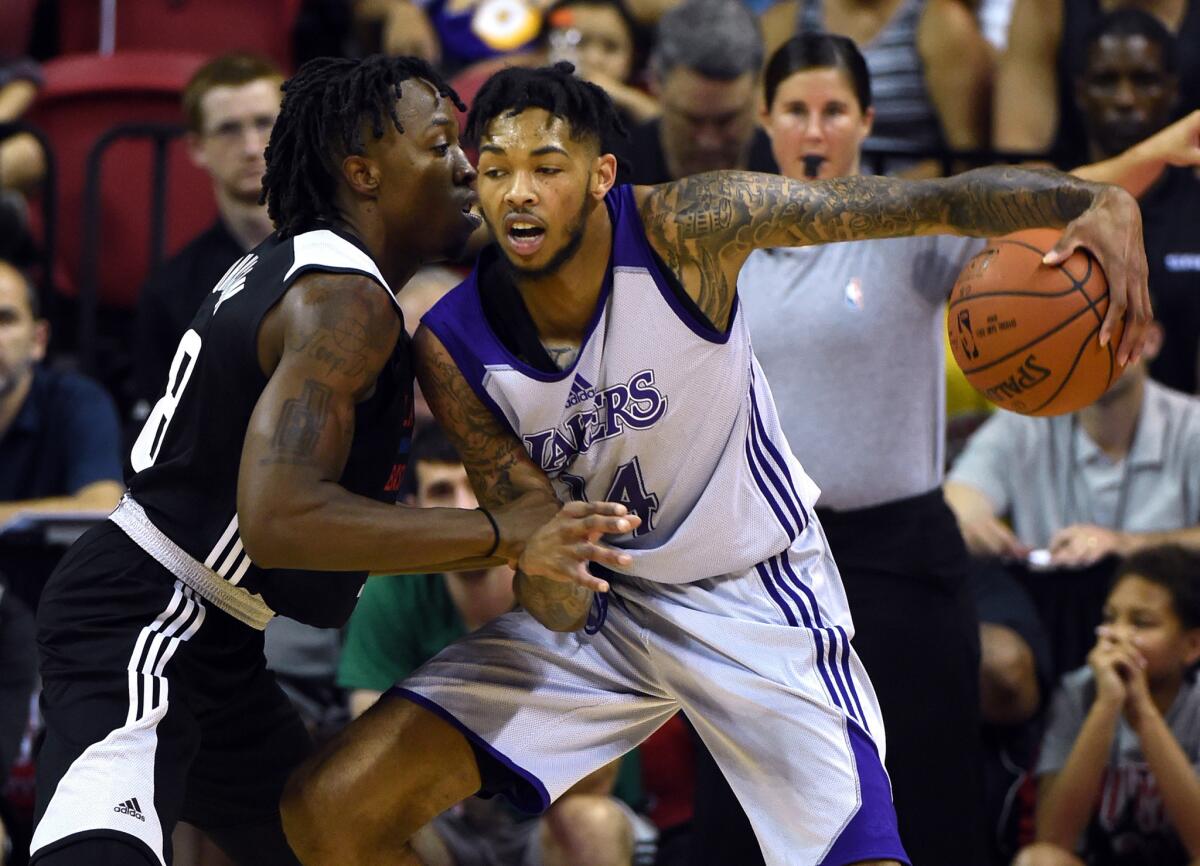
[1060,413,1141,531]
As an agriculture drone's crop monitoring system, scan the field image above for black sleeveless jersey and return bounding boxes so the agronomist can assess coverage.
[126,227,414,627]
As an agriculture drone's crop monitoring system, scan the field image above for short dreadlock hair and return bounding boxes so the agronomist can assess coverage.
[465,62,627,154]
[262,54,464,238]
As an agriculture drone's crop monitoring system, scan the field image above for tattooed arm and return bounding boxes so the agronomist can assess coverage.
[414,325,639,629]
[238,271,548,574]
[636,167,1150,362]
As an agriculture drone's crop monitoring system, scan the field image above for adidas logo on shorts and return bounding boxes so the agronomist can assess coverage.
[114,798,146,822]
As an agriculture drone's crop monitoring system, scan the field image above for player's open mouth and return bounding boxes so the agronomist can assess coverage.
[505,215,546,256]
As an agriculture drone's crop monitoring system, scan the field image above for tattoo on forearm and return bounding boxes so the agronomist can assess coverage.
[639,167,1100,331]
[516,570,591,631]
[416,332,555,509]
[265,380,331,465]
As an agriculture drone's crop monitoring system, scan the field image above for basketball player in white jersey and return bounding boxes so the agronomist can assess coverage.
[281,63,1151,866]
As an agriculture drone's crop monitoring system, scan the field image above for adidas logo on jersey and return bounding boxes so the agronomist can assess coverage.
[565,373,598,408]
[114,798,146,822]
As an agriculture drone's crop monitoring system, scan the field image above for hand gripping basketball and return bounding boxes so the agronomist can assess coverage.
[1043,185,1151,366]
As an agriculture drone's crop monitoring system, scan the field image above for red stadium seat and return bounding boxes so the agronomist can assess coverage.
[57,0,300,70]
[28,51,216,370]
[0,0,37,58]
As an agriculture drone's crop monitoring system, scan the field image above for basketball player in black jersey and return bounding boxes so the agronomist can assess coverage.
[29,56,637,866]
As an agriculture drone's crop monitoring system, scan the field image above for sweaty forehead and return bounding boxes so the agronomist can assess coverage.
[480,109,590,155]
[394,79,448,127]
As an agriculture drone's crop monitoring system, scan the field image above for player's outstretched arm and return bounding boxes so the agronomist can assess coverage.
[636,167,1150,363]
[415,324,639,629]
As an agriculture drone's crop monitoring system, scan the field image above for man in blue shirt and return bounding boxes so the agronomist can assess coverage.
[0,259,123,603]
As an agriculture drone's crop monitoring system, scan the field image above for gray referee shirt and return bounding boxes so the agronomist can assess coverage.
[948,379,1200,548]
[739,235,983,510]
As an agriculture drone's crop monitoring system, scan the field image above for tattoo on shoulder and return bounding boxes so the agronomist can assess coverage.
[262,379,332,466]
[638,168,1097,328]
[289,275,400,384]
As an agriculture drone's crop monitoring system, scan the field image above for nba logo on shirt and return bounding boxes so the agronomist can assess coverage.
[843,277,864,311]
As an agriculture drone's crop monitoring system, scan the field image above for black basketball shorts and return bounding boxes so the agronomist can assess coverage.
[30,523,311,865]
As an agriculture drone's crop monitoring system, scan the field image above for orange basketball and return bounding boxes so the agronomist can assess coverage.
[947,228,1125,417]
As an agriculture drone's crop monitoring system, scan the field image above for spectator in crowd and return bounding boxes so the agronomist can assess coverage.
[374,0,549,74]
[1071,10,1200,394]
[946,317,1200,720]
[0,576,36,866]
[759,0,992,176]
[0,259,122,532]
[620,0,776,183]
[1014,547,1200,866]
[0,57,45,265]
[947,321,1200,576]
[337,425,645,866]
[994,0,1200,167]
[133,53,283,413]
[542,0,658,125]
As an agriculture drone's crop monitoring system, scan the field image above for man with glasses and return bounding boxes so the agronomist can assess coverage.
[133,53,283,415]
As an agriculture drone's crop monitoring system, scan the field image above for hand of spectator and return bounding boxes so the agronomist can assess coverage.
[515,500,640,593]
[1093,625,1153,725]
[1088,625,1145,707]
[383,1,442,65]
[1048,524,1127,569]
[1135,109,1200,171]
[1044,185,1150,366]
[958,512,1031,561]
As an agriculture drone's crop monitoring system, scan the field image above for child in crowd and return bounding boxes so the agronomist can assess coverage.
[1018,547,1200,866]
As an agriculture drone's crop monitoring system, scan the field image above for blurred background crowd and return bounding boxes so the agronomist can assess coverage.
[1,0,1199,865]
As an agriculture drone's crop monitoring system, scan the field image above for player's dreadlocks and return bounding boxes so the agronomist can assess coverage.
[261,54,464,238]
[465,62,628,153]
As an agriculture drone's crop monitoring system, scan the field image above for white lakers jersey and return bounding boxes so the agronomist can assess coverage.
[423,184,821,583]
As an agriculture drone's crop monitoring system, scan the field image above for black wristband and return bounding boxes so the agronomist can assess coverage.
[478,507,501,559]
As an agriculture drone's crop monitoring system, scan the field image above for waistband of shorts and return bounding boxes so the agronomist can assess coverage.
[109,495,275,631]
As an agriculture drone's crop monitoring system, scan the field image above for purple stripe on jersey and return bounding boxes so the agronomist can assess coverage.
[743,435,799,538]
[390,687,552,815]
[748,375,809,531]
[776,552,863,728]
[747,387,806,536]
[755,561,799,627]
[610,184,739,345]
[836,625,870,732]
[766,555,846,716]
[818,720,909,866]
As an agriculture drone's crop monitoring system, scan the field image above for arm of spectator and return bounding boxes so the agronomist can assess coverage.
[992,0,1063,154]
[918,0,992,153]
[1036,649,1127,849]
[582,71,660,125]
[943,481,1029,559]
[0,79,37,124]
[1049,523,1200,568]
[0,479,123,523]
[1073,110,1200,198]
[759,1,799,75]
[1126,679,1200,858]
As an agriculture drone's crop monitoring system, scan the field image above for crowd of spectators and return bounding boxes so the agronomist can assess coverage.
[2,0,1200,864]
